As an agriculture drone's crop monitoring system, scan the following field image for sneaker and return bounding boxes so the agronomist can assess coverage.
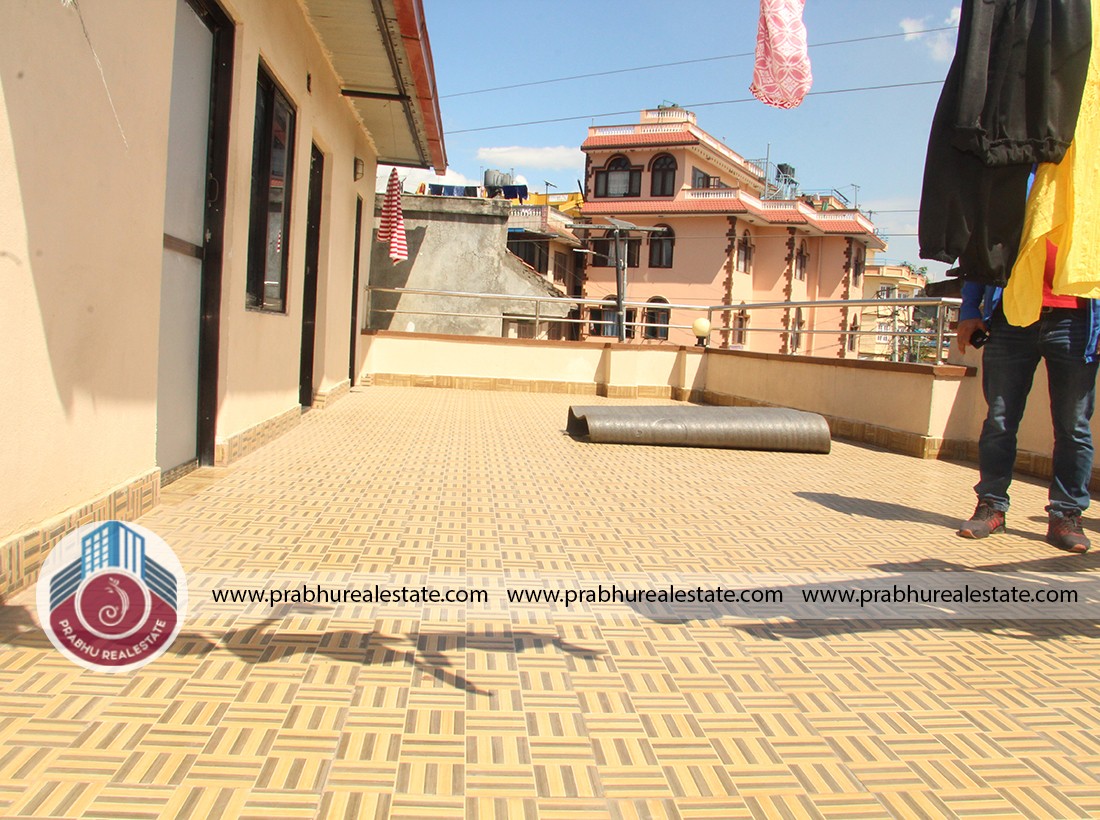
[957,499,1006,538]
[1046,513,1091,553]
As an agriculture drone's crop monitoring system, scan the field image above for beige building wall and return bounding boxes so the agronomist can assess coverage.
[1,1,175,539]
[214,0,378,441]
[1,0,394,575]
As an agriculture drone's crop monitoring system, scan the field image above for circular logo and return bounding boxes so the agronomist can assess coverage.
[35,522,188,672]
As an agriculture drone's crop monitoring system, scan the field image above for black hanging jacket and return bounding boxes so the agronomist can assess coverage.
[918,0,1092,285]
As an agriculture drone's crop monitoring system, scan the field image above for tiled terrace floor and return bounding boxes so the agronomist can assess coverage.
[1,387,1099,819]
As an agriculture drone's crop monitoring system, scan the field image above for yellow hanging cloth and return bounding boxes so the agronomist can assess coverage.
[1004,0,1100,326]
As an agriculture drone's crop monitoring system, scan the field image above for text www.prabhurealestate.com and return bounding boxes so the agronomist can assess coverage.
[210,582,1080,609]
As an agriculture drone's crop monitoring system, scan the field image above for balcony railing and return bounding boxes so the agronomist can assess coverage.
[364,286,963,364]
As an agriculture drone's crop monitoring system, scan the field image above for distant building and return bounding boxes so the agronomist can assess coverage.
[369,195,570,339]
[578,107,885,354]
[858,260,929,361]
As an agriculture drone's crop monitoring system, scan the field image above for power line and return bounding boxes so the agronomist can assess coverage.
[449,80,944,135]
[441,26,958,99]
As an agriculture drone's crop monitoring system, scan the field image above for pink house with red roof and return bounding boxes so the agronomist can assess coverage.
[580,107,885,355]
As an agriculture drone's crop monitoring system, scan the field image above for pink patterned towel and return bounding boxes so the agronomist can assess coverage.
[750,0,812,109]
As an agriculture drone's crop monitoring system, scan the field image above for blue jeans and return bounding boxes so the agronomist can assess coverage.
[977,305,1098,515]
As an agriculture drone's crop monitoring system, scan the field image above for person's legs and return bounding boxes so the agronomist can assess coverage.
[972,311,1042,512]
[1040,307,1097,551]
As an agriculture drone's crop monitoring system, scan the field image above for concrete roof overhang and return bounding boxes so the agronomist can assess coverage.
[302,0,447,171]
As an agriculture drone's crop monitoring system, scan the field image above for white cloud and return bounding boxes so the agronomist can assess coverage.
[900,7,960,62]
[476,145,585,171]
[375,164,480,193]
[900,17,926,39]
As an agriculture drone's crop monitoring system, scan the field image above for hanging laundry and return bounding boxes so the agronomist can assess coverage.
[1005,1,1100,325]
[463,186,479,197]
[415,182,426,194]
[918,0,1092,285]
[428,184,444,196]
[750,0,812,109]
[501,185,528,202]
[377,168,408,263]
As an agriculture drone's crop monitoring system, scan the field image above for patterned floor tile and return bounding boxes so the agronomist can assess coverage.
[0,388,1097,817]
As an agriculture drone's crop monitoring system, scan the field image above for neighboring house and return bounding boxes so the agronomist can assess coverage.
[578,107,885,353]
[522,191,586,218]
[858,260,929,361]
[506,204,585,297]
[368,195,570,339]
[2,0,445,596]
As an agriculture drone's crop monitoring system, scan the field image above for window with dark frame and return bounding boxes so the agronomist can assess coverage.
[589,300,635,338]
[848,320,859,352]
[246,66,296,312]
[507,235,548,274]
[732,308,749,345]
[594,155,641,198]
[644,297,670,340]
[648,226,674,268]
[794,240,809,281]
[853,245,865,285]
[736,230,754,273]
[592,232,640,268]
[791,306,805,351]
[650,154,677,196]
[590,298,616,336]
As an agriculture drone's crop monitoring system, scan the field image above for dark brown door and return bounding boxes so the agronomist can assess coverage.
[299,144,325,407]
[349,195,363,382]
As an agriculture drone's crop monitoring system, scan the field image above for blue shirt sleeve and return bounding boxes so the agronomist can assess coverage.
[959,281,986,322]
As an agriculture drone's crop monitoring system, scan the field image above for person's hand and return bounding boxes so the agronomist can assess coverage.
[956,317,987,353]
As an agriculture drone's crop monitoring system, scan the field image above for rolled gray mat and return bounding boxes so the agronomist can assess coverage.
[567,405,831,454]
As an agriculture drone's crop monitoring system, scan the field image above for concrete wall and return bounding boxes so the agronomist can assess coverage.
[361,331,707,399]
[368,194,569,337]
[358,331,972,455]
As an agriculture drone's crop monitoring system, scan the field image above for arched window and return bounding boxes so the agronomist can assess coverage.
[594,155,641,198]
[648,225,674,268]
[650,154,677,197]
[644,297,671,340]
[794,240,809,281]
[853,245,865,286]
[589,296,635,338]
[593,231,640,268]
[735,230,754,273]
[791,306,805,352]
[848,320,859,352]
[590,295,617,337]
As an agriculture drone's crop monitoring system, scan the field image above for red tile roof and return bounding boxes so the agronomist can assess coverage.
[582,133,699,150]
[579,190,883,245]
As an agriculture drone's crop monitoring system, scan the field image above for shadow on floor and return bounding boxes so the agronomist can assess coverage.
[620,554,1100,639]
[0,604,601,694]
[795,491,1050,543]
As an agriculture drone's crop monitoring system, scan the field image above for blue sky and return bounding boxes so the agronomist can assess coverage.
[386,1,963,279]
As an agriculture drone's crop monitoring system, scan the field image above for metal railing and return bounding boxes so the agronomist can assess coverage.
[364,286,963,364]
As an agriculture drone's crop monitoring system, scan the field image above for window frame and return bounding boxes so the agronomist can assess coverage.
[650,154,677,197]
[791,306,805,351]
[735,230,754,273]
[643,297,671,340]
[732,308,749,346]
[592,232,641,268]
[594,155,641,198]
[246,64,297,313]
[648,225,674,268]
[794,240,809,281]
